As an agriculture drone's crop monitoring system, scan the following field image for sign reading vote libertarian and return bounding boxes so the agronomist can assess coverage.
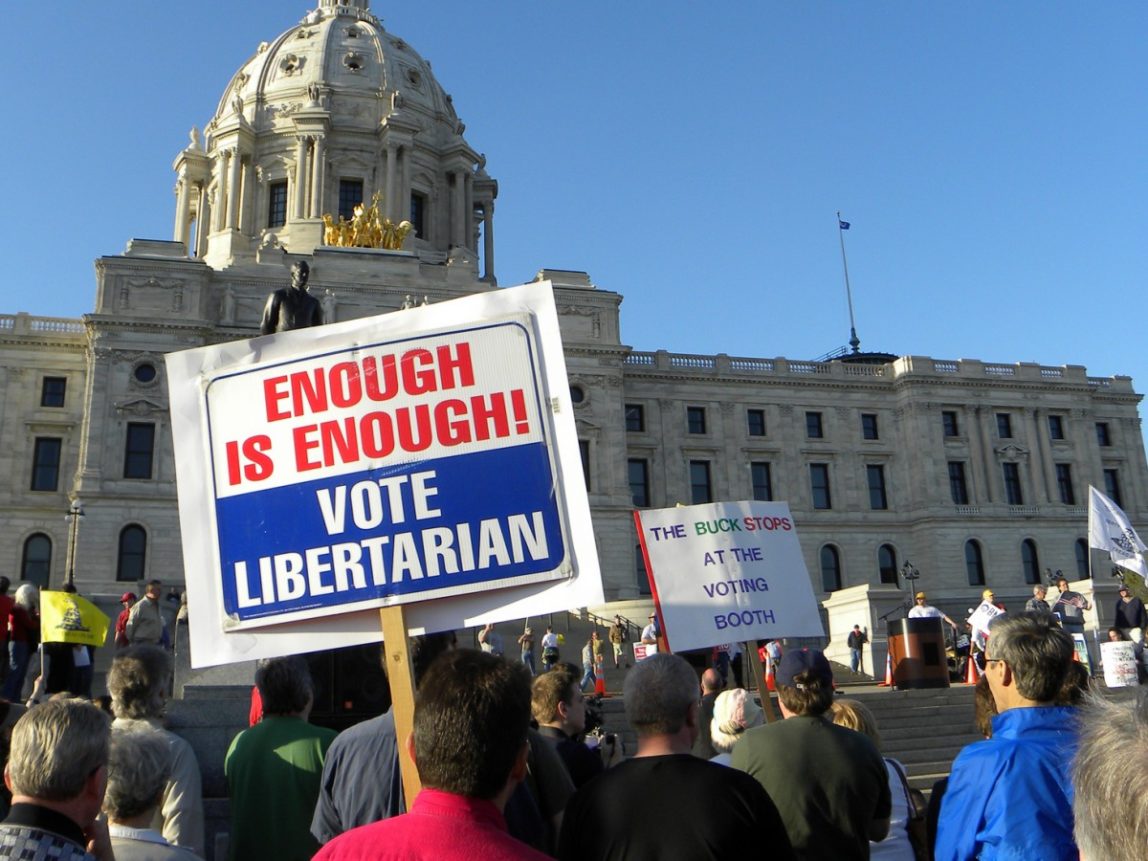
[168,283,581,632]
[635,501,824,652]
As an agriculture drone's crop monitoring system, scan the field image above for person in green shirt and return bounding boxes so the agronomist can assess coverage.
[225,656,336,861]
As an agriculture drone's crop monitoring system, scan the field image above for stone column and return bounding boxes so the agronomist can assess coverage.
[1031,409,1056,504]
[452,170,465,246]
[310,136,326,219]
[464,171,474,248]
[974,406,996,503]
[399,147,411,225]
[174,177,190,246]
[293,137,309,220]
[226,148,242,230]
[194,183,208,256]
[482,201,495,281]
[212,153,228,234]
[241,161,255,234]
[384,143,397,222]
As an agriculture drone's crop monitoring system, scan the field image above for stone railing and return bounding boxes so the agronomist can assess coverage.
[620,349,1131,391]
[0,313,86,336]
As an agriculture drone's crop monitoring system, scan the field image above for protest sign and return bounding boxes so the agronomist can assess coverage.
[634,501,824,653]
[966,601,1004,638]
[168,281,602,667]
[1101,640,1139,688]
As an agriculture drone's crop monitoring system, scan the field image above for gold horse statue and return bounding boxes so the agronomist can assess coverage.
[323,191,413,250]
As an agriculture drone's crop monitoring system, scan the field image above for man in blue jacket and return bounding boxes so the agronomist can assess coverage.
[935,611,1078,861]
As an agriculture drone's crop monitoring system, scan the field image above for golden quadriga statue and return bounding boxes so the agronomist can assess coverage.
[322,192,413,250]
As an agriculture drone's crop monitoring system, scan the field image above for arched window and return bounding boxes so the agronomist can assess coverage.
[20,534,52,587]
[117,525,147,582]
[821,545,842,592]
[965,539,985,586]
[1075,539,1089,579]
[1022,539,1040,585]
[878,544,898,585]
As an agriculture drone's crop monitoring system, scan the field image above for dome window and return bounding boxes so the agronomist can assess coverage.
[405,68,422,89]
[280,54,302,75]
[346,26,359,38]
[344,52,365,72]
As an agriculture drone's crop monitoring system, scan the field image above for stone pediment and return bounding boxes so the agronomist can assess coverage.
[115,397,167,416]
[996,443,1029,460]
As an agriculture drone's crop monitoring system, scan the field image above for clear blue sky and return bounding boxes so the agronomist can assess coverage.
[2,3,1145,393]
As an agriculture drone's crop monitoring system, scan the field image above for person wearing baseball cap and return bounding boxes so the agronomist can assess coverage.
[908,591,958,632]
[731,648,890,858]
[114,592,137,649]
[640,613,659,645]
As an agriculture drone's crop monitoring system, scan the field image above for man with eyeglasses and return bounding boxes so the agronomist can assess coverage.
[934,611,1078,861]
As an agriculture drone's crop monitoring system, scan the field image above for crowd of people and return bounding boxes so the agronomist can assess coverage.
[1,598,1146,860]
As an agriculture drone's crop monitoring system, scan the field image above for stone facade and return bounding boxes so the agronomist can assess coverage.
[2,0,1145,621]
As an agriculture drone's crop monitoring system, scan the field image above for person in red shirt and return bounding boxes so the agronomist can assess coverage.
[0,577,13,684]
[114,592,136,649]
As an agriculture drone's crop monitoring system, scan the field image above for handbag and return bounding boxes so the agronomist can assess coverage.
[888,758,930,861]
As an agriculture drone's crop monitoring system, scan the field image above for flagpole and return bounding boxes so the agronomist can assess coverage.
[837,212,860,353]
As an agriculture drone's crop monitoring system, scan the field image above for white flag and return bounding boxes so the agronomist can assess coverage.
[1088,486,1148,577]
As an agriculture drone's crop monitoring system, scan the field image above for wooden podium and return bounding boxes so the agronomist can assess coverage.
[886,617,950,689]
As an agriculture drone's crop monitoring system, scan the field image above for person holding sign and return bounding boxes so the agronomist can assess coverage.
[1053,575,1090,636]
[557,653,794,861]
[315,650,550,861]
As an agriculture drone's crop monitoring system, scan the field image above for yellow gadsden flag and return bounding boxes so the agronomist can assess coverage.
[40,591,111,648]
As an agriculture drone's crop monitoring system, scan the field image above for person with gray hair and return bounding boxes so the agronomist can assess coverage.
[0,698,114,860]
[108,645,204,855]
[557,652,794,860]
[226,655,336,861]
[1072,695,1148,861]
[935,611,1078,861]
[105,724,202,860]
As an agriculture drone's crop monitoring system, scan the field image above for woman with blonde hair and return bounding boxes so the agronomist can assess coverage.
[830,698,916,861]
[709,688,764,766]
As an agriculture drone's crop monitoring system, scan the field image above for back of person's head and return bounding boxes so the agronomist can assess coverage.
[7,699,110,800]
[985,611,1073,703]
[829,698,882,751]
[700,668,722,693]
[14,583,38,610]
[531,663,579,724]
[776,648,835,716]
[0,576,9,595]
[1057,660,1091,706]
[255,655,313,716]
[411,631,457,686]
[623,653,697,736]
[711,688,764,754]
[107,645,171,720]
[973,674,998,738]
[1073,696,1148,861]
[104,724,172,821]
[413,649,531,800]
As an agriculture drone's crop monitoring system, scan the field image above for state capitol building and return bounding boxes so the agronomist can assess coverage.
[2,0,1144,647]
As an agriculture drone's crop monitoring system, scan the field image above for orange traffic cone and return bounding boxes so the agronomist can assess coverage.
[878,652,893,687]
[965,653,979,685]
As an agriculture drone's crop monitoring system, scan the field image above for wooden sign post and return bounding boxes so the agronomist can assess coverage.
[379,605,421,807]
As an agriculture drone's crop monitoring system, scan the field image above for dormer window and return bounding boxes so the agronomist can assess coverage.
[344,52,364,72]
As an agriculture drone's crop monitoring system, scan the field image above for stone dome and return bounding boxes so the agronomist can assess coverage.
[173,0,497,276]
[209,0,462,145]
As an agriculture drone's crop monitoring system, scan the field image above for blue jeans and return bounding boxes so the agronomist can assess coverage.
[521,650,535,676]
[581,662,595,691]
[850,648,862,673]
[4,641,30,701]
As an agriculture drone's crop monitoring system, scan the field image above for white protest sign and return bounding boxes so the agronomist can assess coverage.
[966,601,1004,638]
[167,281,602,667]
[1101,640,1140,688]
[634,501,824,653]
